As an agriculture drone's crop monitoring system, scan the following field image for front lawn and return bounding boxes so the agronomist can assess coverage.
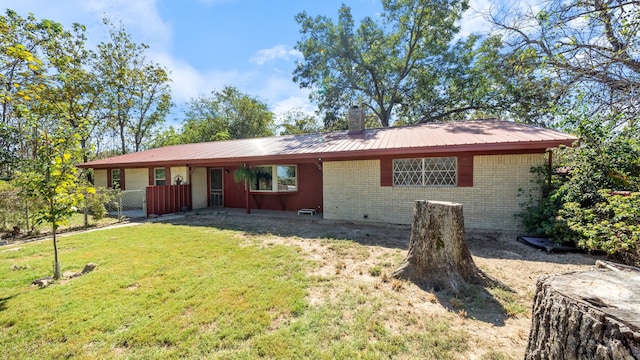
[0,223,467,359]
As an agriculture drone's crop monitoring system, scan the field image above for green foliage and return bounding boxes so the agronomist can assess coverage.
[96,18,172,154]
[294,0,469,127]
[15,123,94,279]
[562,192,640,266]
[233,165,256,186]
[84,190,109,220]
[518,116,640,263]
[154,86,275,147]
[278,108,322,135]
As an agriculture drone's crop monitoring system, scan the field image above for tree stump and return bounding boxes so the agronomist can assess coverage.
[392,200,485,292]
[526,261,640,359]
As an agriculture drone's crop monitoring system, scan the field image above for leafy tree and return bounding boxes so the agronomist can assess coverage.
[491,0,640,128]
[0,10,57,176]
[42,23,102,165]
[215,86,275,139]
[16,123,93,280]
[155,86,275,146]
[277,108,322,135]
[96,19,171,154]
[293,0,469,127]
[406,34,560,125]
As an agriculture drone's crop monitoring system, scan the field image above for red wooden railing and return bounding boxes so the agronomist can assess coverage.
[146,184,192,216]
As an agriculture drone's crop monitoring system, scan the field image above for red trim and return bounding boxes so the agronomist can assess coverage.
[119,169,126,190]
[380,158,392,187]
[107,169,112,188]
[380,155,474,188]
[457,155,473,187]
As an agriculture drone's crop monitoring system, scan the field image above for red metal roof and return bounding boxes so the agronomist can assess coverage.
[80,119,577,168]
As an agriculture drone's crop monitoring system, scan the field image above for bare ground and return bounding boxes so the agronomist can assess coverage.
[163,210,599,359]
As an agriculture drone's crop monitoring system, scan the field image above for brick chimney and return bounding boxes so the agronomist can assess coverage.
[348,106,365,133]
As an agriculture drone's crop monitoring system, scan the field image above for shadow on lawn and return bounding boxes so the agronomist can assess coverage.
[158,210,599,266]
[408,269,516,327]
[0,294,16,312]
[159,211,411,251]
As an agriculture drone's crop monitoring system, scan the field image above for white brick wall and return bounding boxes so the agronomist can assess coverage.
[322,154,543,231]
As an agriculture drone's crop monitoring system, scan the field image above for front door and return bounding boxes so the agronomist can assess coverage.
[210,168,224,207]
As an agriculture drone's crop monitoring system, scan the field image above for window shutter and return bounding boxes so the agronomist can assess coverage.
[458,155,473,187]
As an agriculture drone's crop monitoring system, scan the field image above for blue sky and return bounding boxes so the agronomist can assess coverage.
[1,0,495,124]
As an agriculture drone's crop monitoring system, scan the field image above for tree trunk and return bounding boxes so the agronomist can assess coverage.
[392,200,484,292]
[52,230,60,280]
[526,261,640,360]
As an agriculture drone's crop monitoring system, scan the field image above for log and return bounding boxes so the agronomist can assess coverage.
[526,261,640,359]
[392,200,485,292]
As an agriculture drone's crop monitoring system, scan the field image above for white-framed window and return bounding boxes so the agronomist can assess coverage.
[154,168,166,186]
[111,169,121,189]
[251,165,297,192]
[393,157,457,187]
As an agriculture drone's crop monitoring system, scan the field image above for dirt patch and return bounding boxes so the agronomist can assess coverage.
[165,210,600,359]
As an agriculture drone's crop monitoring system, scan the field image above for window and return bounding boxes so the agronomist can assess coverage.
[154,168,166,186]
[111,169,121,189]
[251,165,297,192]
[393,157,457,187]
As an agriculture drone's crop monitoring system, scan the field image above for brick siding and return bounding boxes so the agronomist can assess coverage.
[322,154,543,231]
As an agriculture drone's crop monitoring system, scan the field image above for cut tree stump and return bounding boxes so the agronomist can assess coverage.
[525,261,640,359]
[392,200,485,292]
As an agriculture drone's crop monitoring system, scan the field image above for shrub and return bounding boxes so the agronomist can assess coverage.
[85,191,108,220]
[561,191,640,266]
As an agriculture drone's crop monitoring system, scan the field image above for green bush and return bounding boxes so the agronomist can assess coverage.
[85,191,108,220]
[561,191,640,266]
[517,118,640,264]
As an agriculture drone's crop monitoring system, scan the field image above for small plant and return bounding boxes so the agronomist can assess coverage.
[449,297,464,309]
[425,292,438,304]
[456,309,468,319]
[368,265,381,276]
[391,279,403,292]
[381,272,390,283]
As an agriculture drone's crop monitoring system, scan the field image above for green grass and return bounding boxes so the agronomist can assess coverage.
[0,223,469,359]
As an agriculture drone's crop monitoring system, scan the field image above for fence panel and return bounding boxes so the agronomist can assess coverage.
[146,184,192,216]
[104,189,146,219]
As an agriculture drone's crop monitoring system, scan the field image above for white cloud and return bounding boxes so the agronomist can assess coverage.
[271,95,315,118]
[83,0,173,52]
[151,51,260,103]
[250,45,302,65]
[458,0,494,38]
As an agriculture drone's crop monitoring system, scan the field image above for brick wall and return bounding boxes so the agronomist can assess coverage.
[322,154,543,231]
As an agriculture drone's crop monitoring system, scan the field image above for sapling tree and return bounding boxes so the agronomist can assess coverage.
[16,124,93,279]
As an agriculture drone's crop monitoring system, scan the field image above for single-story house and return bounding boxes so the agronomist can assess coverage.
[79,110,576,231]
